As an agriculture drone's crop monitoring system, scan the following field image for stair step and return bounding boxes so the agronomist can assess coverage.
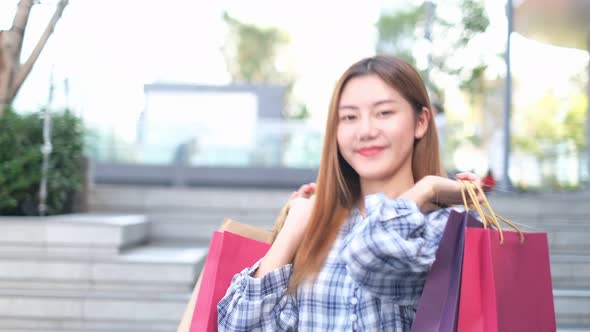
[149,218,276,243]
[552,255,590,289]
[90,185,290,211]
[549,227,589,255]
[0,317,175,332]
[153,213,589,254]
[0,214,149,257]
[0,288,187,322]
[555,289,590,327]
[558,327,590,332]
[0,245,206,293]
[489,194,590,219]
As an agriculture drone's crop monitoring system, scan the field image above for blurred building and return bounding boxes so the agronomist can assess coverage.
[137,83,284,166]
[93,82,320,188]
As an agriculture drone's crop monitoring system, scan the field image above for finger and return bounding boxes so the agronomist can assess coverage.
[289,191,298,201]
[475,179,483,189]
[297,185,313,199]
[456,172,477,181]
[297,184,309,195]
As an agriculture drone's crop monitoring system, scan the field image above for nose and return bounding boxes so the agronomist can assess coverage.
[358,115,378,141]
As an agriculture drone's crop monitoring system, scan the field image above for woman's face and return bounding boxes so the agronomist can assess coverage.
[336,74,428,182]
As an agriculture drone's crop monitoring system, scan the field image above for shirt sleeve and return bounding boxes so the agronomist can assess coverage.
[341,193,451,303]
[217,260,298,331]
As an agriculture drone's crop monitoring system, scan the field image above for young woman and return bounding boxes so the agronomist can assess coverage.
[218,55,482,331]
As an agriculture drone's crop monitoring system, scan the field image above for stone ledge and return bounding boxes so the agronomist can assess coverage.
[0,214,150,257]
[0,246,206,287]
[0,317,175,332]
[0,290,187,321]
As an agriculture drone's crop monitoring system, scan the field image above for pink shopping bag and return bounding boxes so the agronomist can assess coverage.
[190,230,271,332]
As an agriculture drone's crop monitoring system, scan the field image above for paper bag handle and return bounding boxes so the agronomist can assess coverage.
[268,203,289,244]
[460,180,525,244]
[473,183,525,244]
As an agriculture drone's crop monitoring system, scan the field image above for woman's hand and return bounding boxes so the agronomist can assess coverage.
[288,182,316,201]
[282,182,316,241]
[254,182,316,278]
[427,173,483,207]
[401,173,483,213]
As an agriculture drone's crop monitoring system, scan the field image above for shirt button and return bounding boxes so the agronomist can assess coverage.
[350,297,358,305]
[351,314,358,322]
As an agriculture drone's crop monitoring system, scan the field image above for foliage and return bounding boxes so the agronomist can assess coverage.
[562,94,587,151]
[221,12,307,119]
[222,12,291,84]
[376,0,490,102]
[376,5,424,66]
[0,108,84,215]
[513,93,587,156]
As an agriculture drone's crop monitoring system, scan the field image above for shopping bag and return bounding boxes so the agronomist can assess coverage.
[177,219,276,332]
[411,209,469,332]
[176,205,289,332]
[190,230,272,332]
[457,183,556,332]
[412,184,485,332]
[457,227,556,332]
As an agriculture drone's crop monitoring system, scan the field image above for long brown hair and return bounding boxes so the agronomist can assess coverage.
[289,55,444,291]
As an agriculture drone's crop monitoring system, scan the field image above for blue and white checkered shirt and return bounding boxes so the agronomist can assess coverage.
[218,193,458,331]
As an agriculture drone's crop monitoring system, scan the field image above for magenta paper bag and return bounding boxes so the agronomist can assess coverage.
[190,231,271,332]
[457,227,556,332]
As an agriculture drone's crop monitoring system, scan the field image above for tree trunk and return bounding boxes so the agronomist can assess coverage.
[0,31,18,114]
[0,31,12,113]
[0,0,68,117]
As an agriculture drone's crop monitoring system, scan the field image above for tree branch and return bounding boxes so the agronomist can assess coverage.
[0,32,16,116]
[11,0,68,99]
[11,0,36,59]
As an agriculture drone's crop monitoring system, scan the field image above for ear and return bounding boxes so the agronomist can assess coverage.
[415,106,431,140]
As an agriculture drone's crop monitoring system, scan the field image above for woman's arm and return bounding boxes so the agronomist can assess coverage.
[341,175,481,301]
[218,261,298,331]
[217,184,316,331]
[254,183,316,278]
[401,174,483,212]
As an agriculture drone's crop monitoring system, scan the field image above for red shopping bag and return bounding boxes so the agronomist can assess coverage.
[189,230,272,332]
[457,227,556,332]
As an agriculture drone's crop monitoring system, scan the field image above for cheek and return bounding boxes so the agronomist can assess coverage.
[336,126,349,150]
[388,117,416,142]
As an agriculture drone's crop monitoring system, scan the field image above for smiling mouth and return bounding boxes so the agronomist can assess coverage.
[358,147,384,157]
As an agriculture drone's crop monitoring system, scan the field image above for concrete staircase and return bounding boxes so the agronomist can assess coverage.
[90,185,590,331]
[2,185,588,331]
[0,214,205,331]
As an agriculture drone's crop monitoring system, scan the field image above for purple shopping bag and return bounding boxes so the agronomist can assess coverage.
[411,210,481,332]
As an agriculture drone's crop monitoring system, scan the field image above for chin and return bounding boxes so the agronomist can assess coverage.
[356,170,395,182]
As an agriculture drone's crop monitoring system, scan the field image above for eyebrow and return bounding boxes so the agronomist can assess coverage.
[338,99,399,110]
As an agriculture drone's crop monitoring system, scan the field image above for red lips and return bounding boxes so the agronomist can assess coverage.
[358,146,384,157]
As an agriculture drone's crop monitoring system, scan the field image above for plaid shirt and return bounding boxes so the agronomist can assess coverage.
[218,193,457,331]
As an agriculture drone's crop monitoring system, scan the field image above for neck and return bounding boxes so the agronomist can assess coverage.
[357,159,415,215]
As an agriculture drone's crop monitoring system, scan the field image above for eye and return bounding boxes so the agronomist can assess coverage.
[377,110,394,117]
[339,114,357,122]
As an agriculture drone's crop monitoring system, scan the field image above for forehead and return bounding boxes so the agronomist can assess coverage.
[339,74,404,106]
